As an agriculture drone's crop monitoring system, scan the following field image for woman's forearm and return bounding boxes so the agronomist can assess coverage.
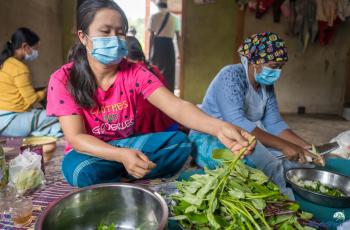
[278,129,310,148]
[148,88,233,136]
[169,100,225,136]
[68,134,125,162]
[251,127,291,151]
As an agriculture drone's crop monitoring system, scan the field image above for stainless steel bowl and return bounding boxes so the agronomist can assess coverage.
[35,183,168,230]
[285,168,350,208]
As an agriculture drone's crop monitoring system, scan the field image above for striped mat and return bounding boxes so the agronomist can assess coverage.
[1,137,74,229]
[1,180,74,230]
[0,137,192,229]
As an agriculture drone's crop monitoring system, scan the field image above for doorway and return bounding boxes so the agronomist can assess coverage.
[116,0,183,95]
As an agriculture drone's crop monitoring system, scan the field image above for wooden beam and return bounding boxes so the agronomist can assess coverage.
[233,8,245,63]
[179,0,186,99]
[145,0,151,57]
[344,48,350,107]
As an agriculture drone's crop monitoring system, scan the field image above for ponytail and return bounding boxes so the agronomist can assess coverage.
[68,43,98,108]
[0,41,14,67]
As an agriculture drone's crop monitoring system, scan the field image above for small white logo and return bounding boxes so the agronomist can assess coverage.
[333,211,346,222]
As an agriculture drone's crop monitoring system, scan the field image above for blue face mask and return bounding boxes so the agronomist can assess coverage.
[255,66,282,85]
[24,48,38,62]
[87,35,128,65]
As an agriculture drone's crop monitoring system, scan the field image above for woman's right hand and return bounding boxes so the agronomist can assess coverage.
[281,143,307,163]
[217,123,256,157]
[120,148,157,179]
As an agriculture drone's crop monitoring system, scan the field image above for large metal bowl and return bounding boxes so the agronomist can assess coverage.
[285,168,350,208]
[35,183,168,230]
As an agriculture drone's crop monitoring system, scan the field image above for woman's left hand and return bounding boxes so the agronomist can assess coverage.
[217,123,256,157]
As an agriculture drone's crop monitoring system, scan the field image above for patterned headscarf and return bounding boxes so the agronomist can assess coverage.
[238,32,288,64]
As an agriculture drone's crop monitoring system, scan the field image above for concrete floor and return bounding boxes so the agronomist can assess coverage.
[283,114,350,145]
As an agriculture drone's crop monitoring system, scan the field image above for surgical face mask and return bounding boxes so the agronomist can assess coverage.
[86,35,128,65]
[24,48,38,62]
[255,66,282,85]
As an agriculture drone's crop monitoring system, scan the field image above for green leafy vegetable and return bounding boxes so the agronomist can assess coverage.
[97,223,114,230]
[212,149,235,161]
[300,211,313,220]
[12,168,43,193]
[171,141,319,229]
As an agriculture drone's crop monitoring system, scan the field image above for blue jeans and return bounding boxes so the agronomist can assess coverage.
[62,131,192,187]
[189,132,310,200]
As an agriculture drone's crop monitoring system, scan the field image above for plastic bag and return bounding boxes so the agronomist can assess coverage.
[338,220,350,230]
[330,130,350,159]
[20,145,45,174]
[9,150,45,195]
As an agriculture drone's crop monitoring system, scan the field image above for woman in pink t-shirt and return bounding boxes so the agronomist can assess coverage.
[47,0,255,187]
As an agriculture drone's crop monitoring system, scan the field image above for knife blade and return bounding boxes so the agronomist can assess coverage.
[314,142,340,155]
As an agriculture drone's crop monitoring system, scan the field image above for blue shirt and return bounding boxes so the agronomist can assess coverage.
[199,64,288,135]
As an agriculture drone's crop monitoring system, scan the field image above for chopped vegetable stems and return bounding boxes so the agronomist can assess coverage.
[290,176,345,197]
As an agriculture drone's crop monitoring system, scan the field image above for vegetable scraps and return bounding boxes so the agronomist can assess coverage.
[171,137,318,229]
[290,176,345,197]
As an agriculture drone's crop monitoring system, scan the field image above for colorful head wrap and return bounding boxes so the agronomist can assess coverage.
[238,32,288,64]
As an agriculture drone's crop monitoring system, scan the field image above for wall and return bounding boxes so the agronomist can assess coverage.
[181,0,242,103]
[344,49,350,107]
[0,0,64,87]
[62,0,76,62]
[244,10,350,114]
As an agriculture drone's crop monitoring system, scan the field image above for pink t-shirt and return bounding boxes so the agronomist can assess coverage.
[47,60,164,146]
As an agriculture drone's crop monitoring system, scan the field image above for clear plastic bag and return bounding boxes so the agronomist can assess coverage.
[9,150,45,195]
[338,220,350,230]
[330,130,350,159]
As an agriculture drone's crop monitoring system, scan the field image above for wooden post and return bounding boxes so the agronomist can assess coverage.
[344,48,350,108]
[233,8,245,63]
[62,0,76,61]
[179,0,186,99]
[145,0,151,57]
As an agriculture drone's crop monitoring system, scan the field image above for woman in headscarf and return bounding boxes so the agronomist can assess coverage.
[190,32,323,199]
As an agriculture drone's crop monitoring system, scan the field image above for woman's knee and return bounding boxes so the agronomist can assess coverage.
[146,132,192,177]
[61,151,123,187]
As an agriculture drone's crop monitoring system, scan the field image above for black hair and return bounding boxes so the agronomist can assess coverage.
[66,43,81,62]
[126,36,145,62]
[68,0,128,109]
[125,36,159,78]
[0,27,39,67]
[157,2,168,8]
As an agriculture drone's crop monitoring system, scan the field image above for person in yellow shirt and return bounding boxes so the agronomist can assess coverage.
[0,28,61,137]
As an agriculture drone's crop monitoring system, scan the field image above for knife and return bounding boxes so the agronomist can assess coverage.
[313,142,340,155]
